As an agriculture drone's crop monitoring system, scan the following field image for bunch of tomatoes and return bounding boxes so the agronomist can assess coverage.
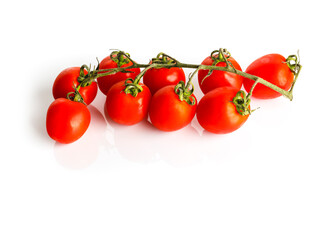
[46,48,301,144]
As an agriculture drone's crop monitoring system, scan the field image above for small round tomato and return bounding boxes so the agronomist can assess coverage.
[52,67,98,105]
[243,54,294,99]
[46,98,91,144]
[198,55,243,94]
[143,66,186,95]
[196,87,249,134]
[97,56,141,95]
[105,81,151,125]
[149,85,197,132]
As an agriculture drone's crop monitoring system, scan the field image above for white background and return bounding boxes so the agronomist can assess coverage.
[1,0,336,239]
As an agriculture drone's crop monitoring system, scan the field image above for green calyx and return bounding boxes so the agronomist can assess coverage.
[70,61,101,105]
[210,48,231,62]
[77,61,100,87]
[232,90,252,116]
[123,78,143,97]
[110,50,132,67]
[286,53,302,76]
[174,81,196,106]
[285,51,302,99]
[210,48,236,70]
[66,84,87,105]
[151,52,179,66]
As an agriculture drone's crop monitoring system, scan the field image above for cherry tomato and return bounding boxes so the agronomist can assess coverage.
[52,67,98,105]
[149,85,197,132]
[97,56,141,95]
[196,87,249,134]
[46,98,91,144]
[243,54,294,99]
[198,55,243,94]
[143,66,186,94]
[105,81,151,125]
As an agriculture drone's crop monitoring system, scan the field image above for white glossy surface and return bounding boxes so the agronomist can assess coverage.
[1,0,336,239]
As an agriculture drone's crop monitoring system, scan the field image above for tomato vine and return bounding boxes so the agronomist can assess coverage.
[78,48,301,103]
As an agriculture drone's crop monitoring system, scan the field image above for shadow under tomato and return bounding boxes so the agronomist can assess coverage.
[54,105,108,170]
[104,102,205,166]
[150,124,204,167]
[103,103,159,164]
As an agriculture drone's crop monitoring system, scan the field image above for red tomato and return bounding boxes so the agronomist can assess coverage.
[149,85,197,132]
[105,81,151,125]
[243,54,294,99]
[198,55,243,94]
[196,87,249,134]
[143,66,186,94]
[97,56,141,95]
[52,67,98,105]
[46,98,91,144]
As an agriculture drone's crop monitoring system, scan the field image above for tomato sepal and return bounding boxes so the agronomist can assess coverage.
[66,83,87,106]
[77,61,100,87]
[231,90,252,116]
[151,52,180,66]
[174,81,196,106]
[123,78,143,97]
[109,50,134,67]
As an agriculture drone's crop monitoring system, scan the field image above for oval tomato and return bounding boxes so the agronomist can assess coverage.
[105,81,151,125]
[198,55,243,94]
[243,54,294,99]
[52,67,98,105]
[143,66,186,95]
[46,98,91,144]
[196,87,249,134]
[149,85,197,132]
[97,56,141,95]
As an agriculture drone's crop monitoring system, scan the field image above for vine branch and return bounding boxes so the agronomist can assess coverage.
[79,50,301,101]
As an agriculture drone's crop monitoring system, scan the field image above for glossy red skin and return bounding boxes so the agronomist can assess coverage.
[52,67,98,105]
[149,85,197,132]
[105,81,151,125]
[196,87,249,134]
[243,54,294,99]
[143,67,186,95]
[97,56,141,95]
[198,55,243,94]
[46,98,91,144]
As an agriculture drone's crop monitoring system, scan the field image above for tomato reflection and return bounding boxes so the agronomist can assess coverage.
[54,105,107,169]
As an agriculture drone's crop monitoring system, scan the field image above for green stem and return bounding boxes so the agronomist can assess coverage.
[185,67,200,90]
[246,79,259,100]
[81,56,299,100]
[289,63,302,95]
[133,64,156,84]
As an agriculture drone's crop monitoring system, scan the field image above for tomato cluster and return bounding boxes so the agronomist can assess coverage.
[46,49,300,144]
